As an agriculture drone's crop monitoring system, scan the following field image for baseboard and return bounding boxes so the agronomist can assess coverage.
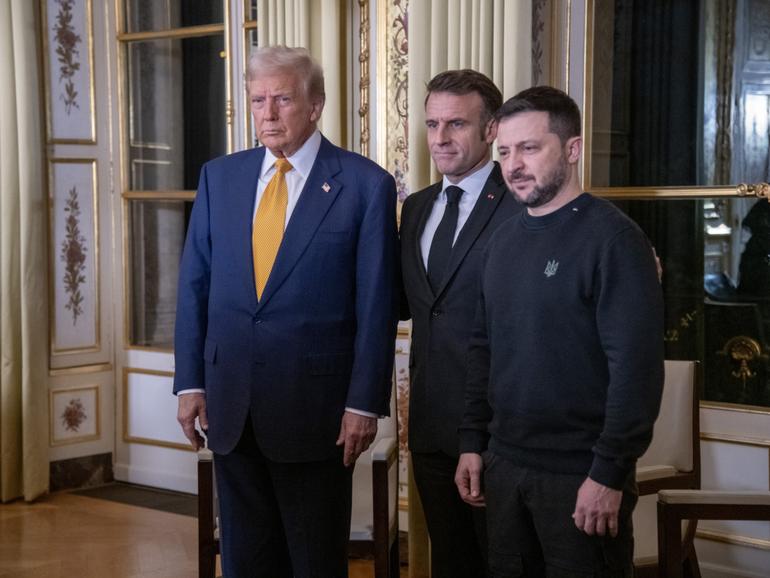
[114,462,197,493]
[700,561,770,578]
[50,452,113,491]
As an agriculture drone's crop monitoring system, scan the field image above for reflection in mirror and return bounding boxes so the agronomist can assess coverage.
[615,197,770,408]
[590,0,770,189]
[127,34,226,190]
[129,200,192,348]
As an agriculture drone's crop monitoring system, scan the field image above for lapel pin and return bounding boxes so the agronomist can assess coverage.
[322,182,331,193]
[487,193,495,199]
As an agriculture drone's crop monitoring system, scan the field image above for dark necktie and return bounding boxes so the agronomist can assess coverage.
[427,185,463,293]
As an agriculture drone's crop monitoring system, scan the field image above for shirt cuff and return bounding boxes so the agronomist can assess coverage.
[177,388,206,396]
[345,407,380,418]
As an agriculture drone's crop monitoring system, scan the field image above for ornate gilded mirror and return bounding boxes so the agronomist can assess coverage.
[582,0,770,408]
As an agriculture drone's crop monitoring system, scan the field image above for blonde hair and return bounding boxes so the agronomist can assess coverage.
[247,46,325,103]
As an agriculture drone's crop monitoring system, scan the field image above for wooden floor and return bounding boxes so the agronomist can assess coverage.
[0,491,407,577]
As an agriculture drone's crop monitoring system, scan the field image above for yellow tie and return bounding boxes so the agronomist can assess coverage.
[253,158,293,299]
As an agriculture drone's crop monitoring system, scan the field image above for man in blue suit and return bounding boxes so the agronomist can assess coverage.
[174,46,399,578]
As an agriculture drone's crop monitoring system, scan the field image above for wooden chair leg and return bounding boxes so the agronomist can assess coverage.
[198,453,217,578]
[389,539,400,578]
[683,547,701,578]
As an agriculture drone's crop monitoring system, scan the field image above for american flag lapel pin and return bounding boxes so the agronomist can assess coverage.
[322,182,331,193]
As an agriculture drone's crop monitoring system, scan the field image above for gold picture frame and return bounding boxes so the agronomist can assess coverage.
[41,0,97,144]
[50,384,101,446]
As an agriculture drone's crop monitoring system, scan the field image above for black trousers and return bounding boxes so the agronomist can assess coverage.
[412,451,488,578]
[214,421,353,578]
[483,450,637,578]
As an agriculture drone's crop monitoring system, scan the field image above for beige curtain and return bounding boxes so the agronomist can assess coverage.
[257,0,346,146]
[0,0,49,502]
[408,0,532,193]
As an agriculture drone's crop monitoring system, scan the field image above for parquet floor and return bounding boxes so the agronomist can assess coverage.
[0,491,406,577]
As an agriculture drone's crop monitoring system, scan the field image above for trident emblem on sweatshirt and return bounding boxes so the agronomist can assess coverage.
[544,260,559,277]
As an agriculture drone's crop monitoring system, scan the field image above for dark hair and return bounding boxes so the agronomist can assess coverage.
[425,69,503,123]
[495,86,581,143]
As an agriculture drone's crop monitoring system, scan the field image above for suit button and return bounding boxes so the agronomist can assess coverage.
[431,310,442,318]
[254,317,262,324]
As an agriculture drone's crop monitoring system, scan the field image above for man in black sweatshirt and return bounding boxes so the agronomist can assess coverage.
[455,86,664,577]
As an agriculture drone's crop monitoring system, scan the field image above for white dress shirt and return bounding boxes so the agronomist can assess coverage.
[420,160,495,269]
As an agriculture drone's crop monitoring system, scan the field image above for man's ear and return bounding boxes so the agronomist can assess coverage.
[566,136,582,163]
[309,97,325,123]
[485,118,498,144]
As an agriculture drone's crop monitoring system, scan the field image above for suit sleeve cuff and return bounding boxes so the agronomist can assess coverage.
[177,388,206,396]
[345,407,380,418]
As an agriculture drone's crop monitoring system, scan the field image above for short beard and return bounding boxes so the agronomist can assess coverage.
[514,158,568,209]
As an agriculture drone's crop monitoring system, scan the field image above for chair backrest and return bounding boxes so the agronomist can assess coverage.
[633,360,700,570]
[638,360,698,475]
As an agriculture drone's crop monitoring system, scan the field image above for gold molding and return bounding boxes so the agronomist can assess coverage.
[565,0,572,93]
[586,186,765,199]
[117,23,225,42]
[121,190,195,200]
[48,158,101,357]
[41,0,97,144]
[125,344,174,354]
[243,2,257,151]
[581,0,594,188]
[376,0,387,169]
[358,0,370,157]
[224,0,234,153]
[697,528,770,552]
[701,400,770,416]
[700,432,770,448]
[49,383,101,447]
[49,362,112,377]
[122,367,193,452]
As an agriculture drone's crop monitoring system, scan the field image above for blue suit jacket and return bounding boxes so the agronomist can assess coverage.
[174,136,399,461]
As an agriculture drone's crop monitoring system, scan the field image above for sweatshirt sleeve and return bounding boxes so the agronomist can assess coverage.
[589,226,665,489]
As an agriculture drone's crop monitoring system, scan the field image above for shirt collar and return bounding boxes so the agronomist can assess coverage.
[440,160,495,198]
[261,130,322,180]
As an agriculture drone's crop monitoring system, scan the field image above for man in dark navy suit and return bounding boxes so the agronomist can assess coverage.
[174,46,398,578]
[400,70,520,577]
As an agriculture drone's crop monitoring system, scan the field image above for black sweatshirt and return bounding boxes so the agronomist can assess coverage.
[459,193,664,490]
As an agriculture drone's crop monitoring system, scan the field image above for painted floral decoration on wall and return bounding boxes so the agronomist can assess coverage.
[61,186,87,323]
[53,0,82,114]
[61,397,87,432]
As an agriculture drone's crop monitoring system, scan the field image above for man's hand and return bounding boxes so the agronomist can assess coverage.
[455,452,485,507]
[572,477,623,536]
[336,411,377,467]
[177,393,208,450]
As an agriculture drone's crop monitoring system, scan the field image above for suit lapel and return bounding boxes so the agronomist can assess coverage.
[412,183,441,297]
[256,137,342,309]
[433,164,507,299]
